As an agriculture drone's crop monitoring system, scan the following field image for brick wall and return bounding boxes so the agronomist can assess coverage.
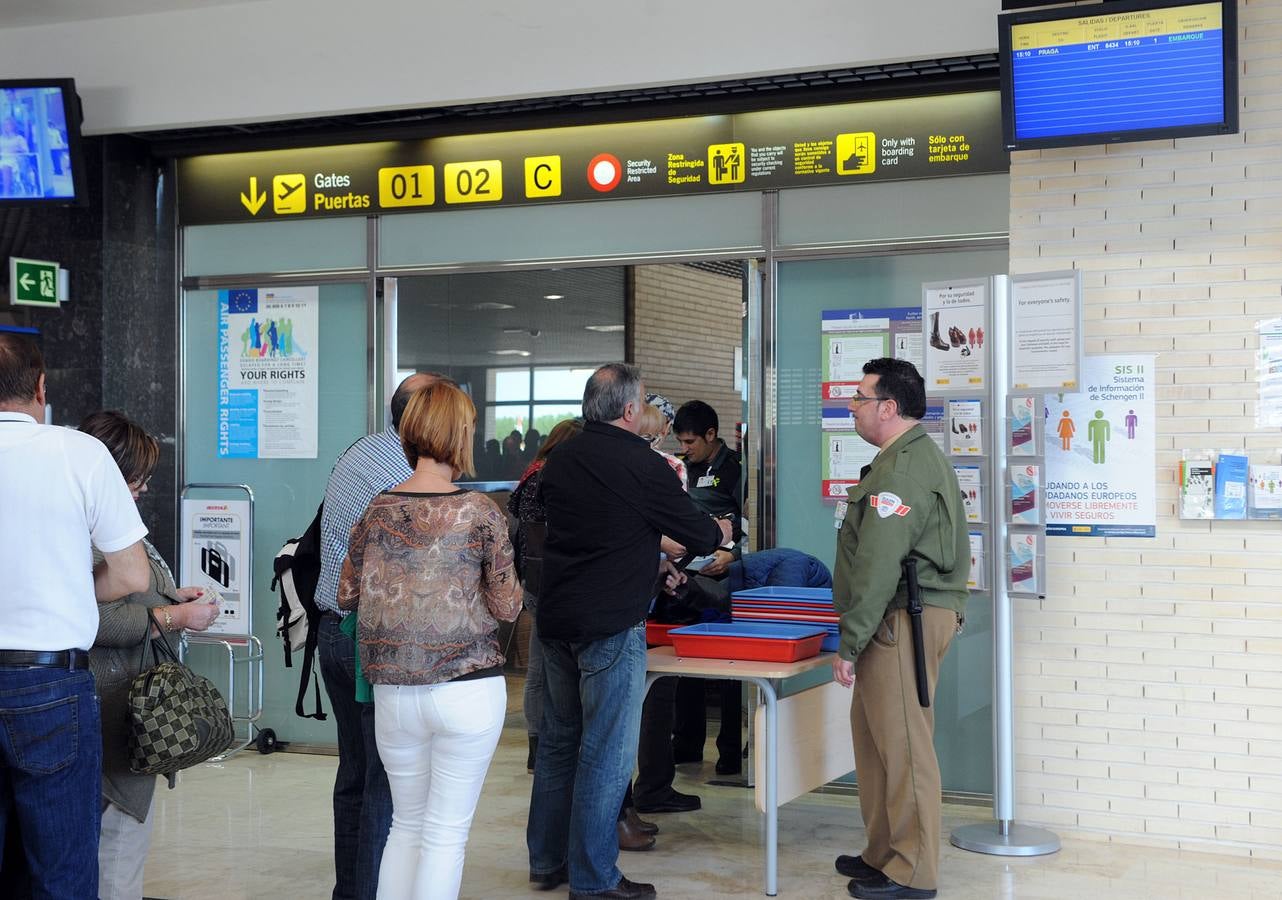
[630,263,754,537]
[1008,0,1282,860]
[631,264,743,426]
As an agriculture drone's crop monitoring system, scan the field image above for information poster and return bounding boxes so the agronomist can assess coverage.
[180,499,251,637]
[821,432,878,500]
[923,280,987,391]
[1009,271,1082,392]
[217,286,319,459]
[822,332,887,383]
[1044,354,1156,537]
[1257,317,1282,428]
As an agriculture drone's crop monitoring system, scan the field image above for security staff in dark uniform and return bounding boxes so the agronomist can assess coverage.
[830,358,968,900]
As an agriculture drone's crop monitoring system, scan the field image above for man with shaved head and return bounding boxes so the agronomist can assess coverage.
[314,371,448,900]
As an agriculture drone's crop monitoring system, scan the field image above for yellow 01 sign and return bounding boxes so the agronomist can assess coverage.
[378,165,435,208]
[443,160,503,204]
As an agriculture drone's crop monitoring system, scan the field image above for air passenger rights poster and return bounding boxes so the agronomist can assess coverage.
[1044,354,1155,537]
[217,286,319,459]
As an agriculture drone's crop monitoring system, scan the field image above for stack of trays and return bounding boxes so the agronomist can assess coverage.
[668,622,829,662]
[730,586,840,652]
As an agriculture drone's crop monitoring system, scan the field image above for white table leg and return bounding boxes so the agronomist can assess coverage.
[744,676,778,896]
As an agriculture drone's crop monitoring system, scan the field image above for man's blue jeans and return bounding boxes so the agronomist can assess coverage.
[0,666,101,899]
[527,621,647,895]
[318,614,392,900]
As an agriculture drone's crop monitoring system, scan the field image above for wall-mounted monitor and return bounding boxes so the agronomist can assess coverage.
[999,0,1238,150]
[0,79,87,205]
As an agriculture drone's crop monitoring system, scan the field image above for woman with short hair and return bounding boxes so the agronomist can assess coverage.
[338,381,522,900]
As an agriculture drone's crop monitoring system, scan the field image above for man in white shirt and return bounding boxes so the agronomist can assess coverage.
[0,333,150,898]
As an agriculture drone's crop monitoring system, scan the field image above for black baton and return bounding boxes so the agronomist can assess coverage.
[902,557,930,708]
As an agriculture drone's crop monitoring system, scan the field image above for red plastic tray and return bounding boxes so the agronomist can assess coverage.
[645,621,682,646]
[669,624,825,663]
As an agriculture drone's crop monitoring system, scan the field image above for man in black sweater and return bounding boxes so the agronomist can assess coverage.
[527,363,729,900]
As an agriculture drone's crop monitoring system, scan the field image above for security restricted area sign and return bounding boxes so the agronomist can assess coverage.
[178,91,1005,225]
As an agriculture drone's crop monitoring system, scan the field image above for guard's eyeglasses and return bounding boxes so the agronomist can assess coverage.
[849,394,885,406]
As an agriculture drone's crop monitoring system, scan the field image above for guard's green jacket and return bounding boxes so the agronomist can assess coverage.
[833,424,969,662]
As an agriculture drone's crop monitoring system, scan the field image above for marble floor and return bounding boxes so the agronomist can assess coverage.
[144,714,1282,900]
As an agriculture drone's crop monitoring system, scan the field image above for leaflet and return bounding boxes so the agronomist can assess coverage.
[1010,463,1041,525]
[1009,533,1039,594]
[1214,453,1249,520]
[1009,396,1035,456]
[954,466,983,523]
[1179,458,1215,519]
[949,399,983,455]
[968,532,985,591]
[1250,464,1282,518]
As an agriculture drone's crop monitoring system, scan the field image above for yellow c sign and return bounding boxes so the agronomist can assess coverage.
[524,156,561,198]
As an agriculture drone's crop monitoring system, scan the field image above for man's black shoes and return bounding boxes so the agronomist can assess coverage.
[569,876,657,899]
[530,864,568,891]
[634,788,701,814]
[835,854,881,881]
[847,871,937,899]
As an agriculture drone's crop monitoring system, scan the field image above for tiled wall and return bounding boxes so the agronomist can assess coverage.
[1008,0,1282,860]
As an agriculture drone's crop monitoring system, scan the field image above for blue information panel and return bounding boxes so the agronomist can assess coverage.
[1008,1,1229,143]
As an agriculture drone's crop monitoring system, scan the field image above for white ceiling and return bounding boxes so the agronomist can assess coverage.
[0,0,264,29]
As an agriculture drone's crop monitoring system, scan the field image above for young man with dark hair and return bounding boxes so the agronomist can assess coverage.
[830,357,968,900]
[0,333,150,898]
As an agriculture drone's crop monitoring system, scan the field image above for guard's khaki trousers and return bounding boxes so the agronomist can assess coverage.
[850,605,957,891]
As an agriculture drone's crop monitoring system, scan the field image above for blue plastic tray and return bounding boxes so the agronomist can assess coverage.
[730,586,834,602]
[669,622,829,640]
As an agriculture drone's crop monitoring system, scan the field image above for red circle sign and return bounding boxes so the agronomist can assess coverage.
[587,153,622,192]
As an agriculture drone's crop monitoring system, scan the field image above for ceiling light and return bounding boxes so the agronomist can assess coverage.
[472,302,515,310]
[543,294,565,301]
[491,349,532,357]
[585,324,625,333]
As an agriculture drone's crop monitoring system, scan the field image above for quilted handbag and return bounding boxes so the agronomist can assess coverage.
[127,610,235,775]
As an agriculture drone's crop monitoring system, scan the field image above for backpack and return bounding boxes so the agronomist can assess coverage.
[271,502,327,720]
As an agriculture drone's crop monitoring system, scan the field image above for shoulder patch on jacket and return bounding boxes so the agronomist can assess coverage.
[869,491,911,518]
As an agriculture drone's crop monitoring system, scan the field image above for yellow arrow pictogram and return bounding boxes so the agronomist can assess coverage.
[240,176,267,215]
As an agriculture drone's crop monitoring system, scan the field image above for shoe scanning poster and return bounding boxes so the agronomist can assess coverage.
[180,499,250,637]
[1044,354,1156,537]
[922,279,987,392]
[217,286,319,459]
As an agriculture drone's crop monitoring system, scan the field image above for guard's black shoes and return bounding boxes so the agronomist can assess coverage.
[569,876,657,899]
[835,854,881,882]
[530,864,568,891]
[848,871,937,899]
[634,788,701,813]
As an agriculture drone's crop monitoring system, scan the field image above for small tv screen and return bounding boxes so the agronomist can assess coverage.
[1000,0,1238,150]
[0,79,86,204]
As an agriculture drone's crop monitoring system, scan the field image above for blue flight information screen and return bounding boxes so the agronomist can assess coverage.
[1010,2,1226,141]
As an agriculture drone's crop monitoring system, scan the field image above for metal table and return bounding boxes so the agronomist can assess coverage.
[644,647,836,897]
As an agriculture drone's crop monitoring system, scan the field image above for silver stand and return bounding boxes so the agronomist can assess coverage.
[949,275,1060,858]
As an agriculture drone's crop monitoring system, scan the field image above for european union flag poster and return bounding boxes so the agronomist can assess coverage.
[217,286,319,459]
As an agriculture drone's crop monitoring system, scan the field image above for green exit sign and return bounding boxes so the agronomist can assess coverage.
[10,257,60,307]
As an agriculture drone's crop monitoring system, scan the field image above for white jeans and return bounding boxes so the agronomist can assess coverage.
[373,677,507,900]
[98,796,155,900]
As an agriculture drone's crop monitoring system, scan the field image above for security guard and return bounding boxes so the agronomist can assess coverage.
[830,357,968,900]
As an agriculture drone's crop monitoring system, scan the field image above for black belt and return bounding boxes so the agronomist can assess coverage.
[0,649,90,670]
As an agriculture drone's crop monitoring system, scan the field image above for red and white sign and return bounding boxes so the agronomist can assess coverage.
[587,153,622,192]
[822,381,862,401]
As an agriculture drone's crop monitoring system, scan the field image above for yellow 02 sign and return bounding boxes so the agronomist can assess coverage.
[378,165,435,208]
[443,160,503,204]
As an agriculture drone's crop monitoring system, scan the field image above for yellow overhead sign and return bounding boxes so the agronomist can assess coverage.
[443,160,503,204]
[378,165,435,208]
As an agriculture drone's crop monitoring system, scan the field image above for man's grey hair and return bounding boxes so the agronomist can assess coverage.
[582,363,643,423]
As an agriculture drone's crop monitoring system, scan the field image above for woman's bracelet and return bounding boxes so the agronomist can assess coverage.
[163,608,175,632]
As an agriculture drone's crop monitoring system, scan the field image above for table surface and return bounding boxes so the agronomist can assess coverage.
[645,646,836,680]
